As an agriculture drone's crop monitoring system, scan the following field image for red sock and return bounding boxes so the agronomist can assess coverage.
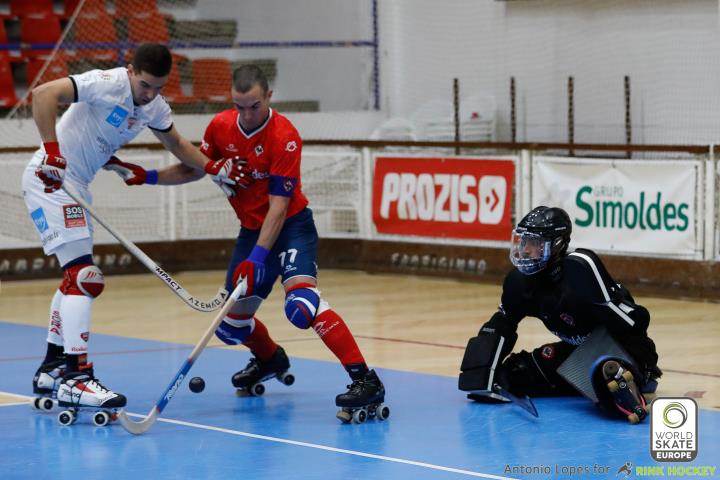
[242,318,278,360]
[311,309,366,368]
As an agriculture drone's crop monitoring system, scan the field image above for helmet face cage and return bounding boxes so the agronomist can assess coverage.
[509,229,552,275]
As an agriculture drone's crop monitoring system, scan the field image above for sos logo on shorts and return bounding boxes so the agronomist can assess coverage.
[63,204,87,228]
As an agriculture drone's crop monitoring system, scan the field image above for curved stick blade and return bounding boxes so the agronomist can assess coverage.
[118,408,159,435]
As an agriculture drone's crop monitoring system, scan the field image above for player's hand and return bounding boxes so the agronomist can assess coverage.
[204,156,252,197]
[232,246,269,296]
[103,156,156,185]
[35,142,66,193]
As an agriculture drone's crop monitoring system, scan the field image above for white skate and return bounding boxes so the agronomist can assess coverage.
[31,359,66,411]
[56,367,127,426]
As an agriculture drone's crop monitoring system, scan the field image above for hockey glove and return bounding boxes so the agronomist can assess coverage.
[35,142,67,193]
[204,156,251,197]
[232,245,269,296]
[103,156,158,185]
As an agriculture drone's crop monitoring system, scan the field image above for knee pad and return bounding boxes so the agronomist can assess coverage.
[284,284,321,329]
[60,264,105,298]
[215,315,255,345]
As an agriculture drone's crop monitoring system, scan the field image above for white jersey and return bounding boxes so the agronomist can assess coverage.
[28,67,173,186]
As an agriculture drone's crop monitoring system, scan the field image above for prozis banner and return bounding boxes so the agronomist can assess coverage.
[372,156,515,241]
[532,157,700,256]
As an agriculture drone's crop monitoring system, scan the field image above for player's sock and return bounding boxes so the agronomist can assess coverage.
[311,309,367,379]
[242,317,278,360]
[45,289,64,348]
[43,342,65,364]
[65,353,88,373]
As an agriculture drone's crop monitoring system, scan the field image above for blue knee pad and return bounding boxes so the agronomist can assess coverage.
[215,317,254,345]
[284,287,320,329]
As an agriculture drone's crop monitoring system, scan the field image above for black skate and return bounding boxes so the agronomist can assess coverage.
[31,358,66,412]
[232,346,295,397]
[602,360,648,424]
[56,365,126,427]
[335,369,389,424]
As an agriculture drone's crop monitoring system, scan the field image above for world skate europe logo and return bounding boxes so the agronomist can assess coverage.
[651,397,697,462]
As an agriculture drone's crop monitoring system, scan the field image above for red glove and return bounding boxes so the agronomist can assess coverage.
[103,156,158,185]
[231,246,269,296]
[35,142,66,193]
[204,156,252,197]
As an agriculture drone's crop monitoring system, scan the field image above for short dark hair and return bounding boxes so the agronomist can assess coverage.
[232,65,269,94]
[131,43,172,77]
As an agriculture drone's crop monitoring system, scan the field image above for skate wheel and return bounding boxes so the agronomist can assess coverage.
[628,413,640,424]
[39,398,54,411]
[93,411,110,427]
[622,370,634,382]
[607,380,619,393]
[279,372,295,386]
[336,409,352,424]
[32,397,41,410]
[250,383,265,396]
[352,408,368,424]
[58,410,75,426]
[376,404,390,421]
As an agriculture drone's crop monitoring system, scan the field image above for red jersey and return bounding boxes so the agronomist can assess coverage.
[200,108,309,230]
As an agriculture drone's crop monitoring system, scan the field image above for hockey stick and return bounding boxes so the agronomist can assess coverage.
[493,384,539,418]
[61,184,227,312]
[118,280,245,435]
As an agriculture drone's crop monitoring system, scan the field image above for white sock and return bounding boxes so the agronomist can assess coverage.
[60,295,93,356]
[46,289,64,347]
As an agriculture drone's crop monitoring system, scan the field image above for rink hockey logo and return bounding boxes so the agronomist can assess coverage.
[651,397,697,461]
[63,205,86,228]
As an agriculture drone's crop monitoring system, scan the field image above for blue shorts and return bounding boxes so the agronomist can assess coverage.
[225,208,319,298]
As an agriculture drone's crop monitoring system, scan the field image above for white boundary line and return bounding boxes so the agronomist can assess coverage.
[0,392,516,480]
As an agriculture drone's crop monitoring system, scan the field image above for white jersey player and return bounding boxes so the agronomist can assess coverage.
[23,43,248,415]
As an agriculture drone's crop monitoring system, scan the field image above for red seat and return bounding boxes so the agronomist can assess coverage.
[127,12,170,44]
[0,58,19,107]
[20,15,62,59]
[26,55,68,89]
[115,0,158,18]
[71,10,118,62]
[0,21,9,59]
[11,0,55,17]
[63,0,106,18]
[192,58,232,103]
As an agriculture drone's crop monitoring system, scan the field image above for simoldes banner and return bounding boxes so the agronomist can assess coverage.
[532,156,701,257]
[372,156,515,241]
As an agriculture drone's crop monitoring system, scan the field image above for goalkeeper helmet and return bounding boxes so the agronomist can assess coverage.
[510,206,572,275]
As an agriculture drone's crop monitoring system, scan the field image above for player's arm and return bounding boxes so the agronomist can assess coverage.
[32,78,76,193]
[257,194,291,251]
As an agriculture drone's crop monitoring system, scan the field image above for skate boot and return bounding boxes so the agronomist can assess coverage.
[56,364,126,427]
[31,358,66,411]
[602,360,648,424]
[232,346,295,396]
[335,369,390,424]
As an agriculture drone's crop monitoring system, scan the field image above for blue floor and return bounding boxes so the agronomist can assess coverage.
[1,322,718,479]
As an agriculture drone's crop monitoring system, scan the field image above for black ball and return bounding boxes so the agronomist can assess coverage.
[189,376,205,393]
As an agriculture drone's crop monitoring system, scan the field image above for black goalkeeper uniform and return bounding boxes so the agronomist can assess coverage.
[484,248,660,396]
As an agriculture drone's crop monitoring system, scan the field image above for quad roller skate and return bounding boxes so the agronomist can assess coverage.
[31,358,66,412]
[603,360,649,424]
[335,369,389,424]
[55,366,126,427]
[232,346,295,397]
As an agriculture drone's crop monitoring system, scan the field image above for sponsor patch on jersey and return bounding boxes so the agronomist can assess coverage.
[63,204,87,228]
[541,344,555,359]
[31,207,49,233]
[560,313,575,326]
[284,179,294,192]
[106,105,129,127]
[226,143,238,152]
[254,144,264,156]
[285,140,297,152]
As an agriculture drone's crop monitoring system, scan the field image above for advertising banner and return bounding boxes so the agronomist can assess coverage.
[372,156,515,241]
[532,157,701,257]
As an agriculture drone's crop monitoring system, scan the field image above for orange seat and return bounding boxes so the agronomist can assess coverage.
[26,55,68,89]
[11,0,55,17]
[127,12,170,44]
[20,15,62,59]
[192,58,232,103]
[162,54,198,104]
[71,10,118,62]
[0,58,19,107]
[115,0,158,18]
